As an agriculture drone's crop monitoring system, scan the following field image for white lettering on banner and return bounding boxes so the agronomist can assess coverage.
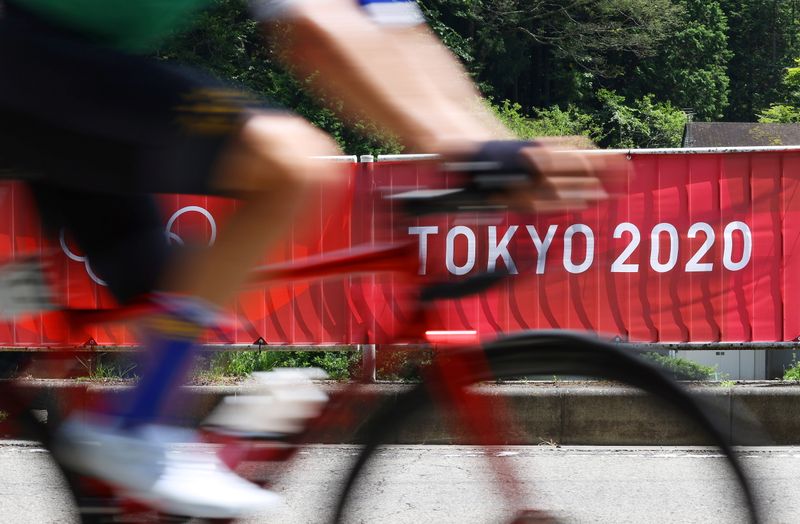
[611,222,640,273]
[723,221,752,271]
[563,224,595,274]
[488,226,519,274]
[650,223,679,273]
[409,221,754,275]
[526,225,558,275]
[408,226,439,275]
[686,222,715,272]
[446,226,476,275]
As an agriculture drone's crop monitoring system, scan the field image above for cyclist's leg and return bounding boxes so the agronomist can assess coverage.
[117,112,342,428]
[30,184,170,304]
[0,3,340,424]
[166,112,343,304]
[0,8,331,515]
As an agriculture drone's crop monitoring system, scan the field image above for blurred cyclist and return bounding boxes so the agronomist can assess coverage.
[0,0,615,518]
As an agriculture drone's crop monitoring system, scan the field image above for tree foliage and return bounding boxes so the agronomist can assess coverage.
[155,0,401,156]
[759,59,800,123]
[420,0,683,108]
[490,92,687,149]
[489,100,599,141]
[719,0,800,120]
[628,0,731,121]
[153,0,800,153]
[592,90,688,148]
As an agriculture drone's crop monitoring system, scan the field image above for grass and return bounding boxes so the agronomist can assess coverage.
[198,348,361,382]
[75,353,138,382]
[5,347,753,385]
[642,352,716,380]
[783,355,800,381]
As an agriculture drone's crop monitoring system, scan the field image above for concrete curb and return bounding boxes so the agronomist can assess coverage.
[10,381,799,445]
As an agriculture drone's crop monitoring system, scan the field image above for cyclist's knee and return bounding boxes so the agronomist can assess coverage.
[214,112,343,197]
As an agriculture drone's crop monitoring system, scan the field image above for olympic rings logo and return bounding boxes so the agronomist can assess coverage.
[60,229,108,287]
[60,206,217,287]
[165,206,217,247]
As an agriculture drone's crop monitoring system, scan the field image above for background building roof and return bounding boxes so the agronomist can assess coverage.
[683,122,800,147]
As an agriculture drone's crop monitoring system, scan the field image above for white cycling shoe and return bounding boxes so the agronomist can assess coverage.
[53,416,282,519]
[204,368,329,437]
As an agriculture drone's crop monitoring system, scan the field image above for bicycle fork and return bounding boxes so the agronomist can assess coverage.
[426,348,554,523]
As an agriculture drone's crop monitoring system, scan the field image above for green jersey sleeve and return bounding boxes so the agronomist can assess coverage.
[9,0,214,52]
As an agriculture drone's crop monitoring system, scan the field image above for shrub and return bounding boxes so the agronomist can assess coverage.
[490,92,688,149]
[490,99,599,142]
[593,89,688,148]
[642,352,715,380]
[377,348,434,382]
[205,349,361,381]
[758,104,800,124]
[783,356,800,381]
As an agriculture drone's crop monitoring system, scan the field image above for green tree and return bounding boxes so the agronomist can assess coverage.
[491,93,686,149]
[592,90,688,148]
[156,0,401,155]
[719,0,800,120]
[759,59,800,122]
[628,0,731,120]
[154,0,699,151]
[489,100,599,141]
[419,0,683,108]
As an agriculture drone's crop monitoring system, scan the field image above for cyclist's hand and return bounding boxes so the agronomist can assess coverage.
[506,137,626,213]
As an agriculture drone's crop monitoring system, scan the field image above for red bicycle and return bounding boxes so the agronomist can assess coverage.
[0,158,763,523]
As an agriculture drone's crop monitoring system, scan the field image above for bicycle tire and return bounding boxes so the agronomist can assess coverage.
[0,379,128,524]
[331,331,762,524]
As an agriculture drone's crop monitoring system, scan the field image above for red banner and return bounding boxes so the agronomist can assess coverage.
[0,149,796,346]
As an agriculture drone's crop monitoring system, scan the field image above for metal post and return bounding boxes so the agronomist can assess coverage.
[358,154,377,384]
[360,344,377,383]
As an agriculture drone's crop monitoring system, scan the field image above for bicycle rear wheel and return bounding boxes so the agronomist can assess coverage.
[0,373,137,524]
[332,331,762,524]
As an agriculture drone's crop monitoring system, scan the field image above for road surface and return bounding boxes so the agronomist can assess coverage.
[1,442,798,523]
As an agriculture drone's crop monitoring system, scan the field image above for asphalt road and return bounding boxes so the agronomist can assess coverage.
[1,442,799,523]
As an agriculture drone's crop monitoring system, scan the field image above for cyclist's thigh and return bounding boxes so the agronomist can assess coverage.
[0,5,270,196]
[31,184,172,303]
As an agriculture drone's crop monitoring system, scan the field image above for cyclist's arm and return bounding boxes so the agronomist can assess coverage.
[251,0,503,155]
[383,23,512,141]
[249,0,620,207]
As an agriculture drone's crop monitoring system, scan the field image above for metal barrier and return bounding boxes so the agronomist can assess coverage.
[4,148,800,379]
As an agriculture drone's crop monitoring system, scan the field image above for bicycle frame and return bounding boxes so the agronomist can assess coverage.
[0,180,762,523]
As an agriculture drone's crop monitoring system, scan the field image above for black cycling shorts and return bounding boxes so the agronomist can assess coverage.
[0,5,277,302]
[0,3,269,195]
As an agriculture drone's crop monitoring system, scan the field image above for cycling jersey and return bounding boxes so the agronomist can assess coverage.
[7,0,424,52]
[6,0,213,52]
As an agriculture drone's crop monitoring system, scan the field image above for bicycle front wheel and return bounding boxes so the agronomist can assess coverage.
[332,331,761,524]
